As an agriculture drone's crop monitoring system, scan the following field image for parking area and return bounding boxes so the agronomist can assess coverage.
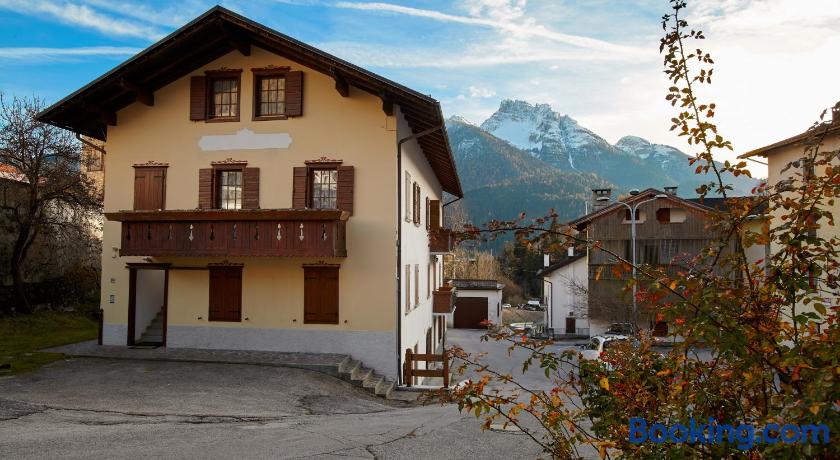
[0,356,543,459]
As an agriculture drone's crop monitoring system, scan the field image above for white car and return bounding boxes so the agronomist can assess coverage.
[578,335,632,371]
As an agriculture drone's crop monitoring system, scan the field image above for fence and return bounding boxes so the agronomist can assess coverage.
[403,348,449,387]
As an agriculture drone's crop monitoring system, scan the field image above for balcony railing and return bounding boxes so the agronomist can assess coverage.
[432,285,455,314]
[106,209,348,258]
[429,228,454,254]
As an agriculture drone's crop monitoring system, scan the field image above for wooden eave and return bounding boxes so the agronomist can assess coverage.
[740,122,840,159]
[105,208,350,222]
[568,188,715,229]
[36,6,462,197]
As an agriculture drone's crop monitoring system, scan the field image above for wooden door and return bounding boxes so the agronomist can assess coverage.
[565,317,576,334]
[209,266,242,322]
[454,297,488,329]
[304,266,339,324]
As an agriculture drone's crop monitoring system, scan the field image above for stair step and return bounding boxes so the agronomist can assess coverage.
[339,360,360,381]
[353,368,373,385]
[375,379,395,397]
[363,374,384,389]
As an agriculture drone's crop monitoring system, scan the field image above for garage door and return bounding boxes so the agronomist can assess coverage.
[454,297,488,329]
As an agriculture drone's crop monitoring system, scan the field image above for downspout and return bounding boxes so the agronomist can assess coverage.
[396,124,444,385]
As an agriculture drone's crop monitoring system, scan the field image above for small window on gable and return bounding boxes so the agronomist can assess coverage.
[253,68,287,119]
[656,208,671,223]
[206,70,242,121]
[622,209,641,222]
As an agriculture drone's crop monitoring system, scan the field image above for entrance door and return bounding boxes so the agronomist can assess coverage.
[565,317,576,334]
[453,297,488,329]
[127,265,169,346]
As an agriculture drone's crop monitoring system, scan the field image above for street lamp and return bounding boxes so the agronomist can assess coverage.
[596,193,668,331]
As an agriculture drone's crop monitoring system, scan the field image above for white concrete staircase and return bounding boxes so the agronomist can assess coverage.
[138,310,164,344]
[337,357,397,399]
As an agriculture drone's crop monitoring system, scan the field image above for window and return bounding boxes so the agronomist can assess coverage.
[656,208,671,223]
[255,74,286,118]
[133,165,167,210]
[413,183,421,225]
[624,209,641,222]
[208,72,241,120]
[86,151,103,172]
[217,170,243,210]
[209,266,242,322]
[405,264,411,313]
[304,265,339,324]
[310,169,338,209]
[427,262,432,299]
[425,197,430,230]
[414,264,419,306]
[405,172,412,222]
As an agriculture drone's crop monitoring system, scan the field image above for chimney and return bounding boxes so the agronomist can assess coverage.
[833,101,840,124]
[592,188,612,211]
[543,253,550,268]
[664,186,678,195]
[567,246,575,257]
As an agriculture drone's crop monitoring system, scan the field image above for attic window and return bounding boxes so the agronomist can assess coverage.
[206,69,242,121]
[253,67,289,119]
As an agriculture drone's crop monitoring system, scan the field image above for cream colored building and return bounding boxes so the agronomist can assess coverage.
[741,102,840,319]
[37,7,462,383]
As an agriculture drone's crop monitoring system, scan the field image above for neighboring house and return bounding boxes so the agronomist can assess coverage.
[560,187,764,337]
[740,101,840,320]
[36,7,462,383]
[445,279,503,329]
[537,248,588,337]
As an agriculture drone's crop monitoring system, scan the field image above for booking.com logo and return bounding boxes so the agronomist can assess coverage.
[629,418,830,450]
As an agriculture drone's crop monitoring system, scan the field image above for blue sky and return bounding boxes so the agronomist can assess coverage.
[2,0,839,176]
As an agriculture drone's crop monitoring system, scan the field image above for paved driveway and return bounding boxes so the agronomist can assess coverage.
[0,357,543,459]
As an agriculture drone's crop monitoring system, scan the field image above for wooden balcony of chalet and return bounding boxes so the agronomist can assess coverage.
[105,209,348,258]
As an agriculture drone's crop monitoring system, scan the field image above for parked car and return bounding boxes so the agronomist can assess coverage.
[578,335,634,372]
[508,322,535,335]
[502,303,512,309]
[522,301,545,311]
[604,322,637,337]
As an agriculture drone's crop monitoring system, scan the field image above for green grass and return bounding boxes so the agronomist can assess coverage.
[0,311,98,375]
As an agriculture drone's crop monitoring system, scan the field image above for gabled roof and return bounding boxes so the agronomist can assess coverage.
[740,120,840,158]
[0,164,27,184]
[568,188,714,229]
[35,6,462,197]
[537,252,586,277]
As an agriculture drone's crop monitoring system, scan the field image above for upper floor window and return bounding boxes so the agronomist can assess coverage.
[208,73,240,120]
[310,169,337,209]
[133,164,167,210]
[255,73,286,118]
[218,170,243,209]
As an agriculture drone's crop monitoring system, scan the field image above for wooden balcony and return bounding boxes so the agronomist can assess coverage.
[432,285,455,314]
[105,209,348,258]
[429,228,454,254]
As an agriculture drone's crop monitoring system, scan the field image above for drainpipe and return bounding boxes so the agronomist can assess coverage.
[396,124,443,385]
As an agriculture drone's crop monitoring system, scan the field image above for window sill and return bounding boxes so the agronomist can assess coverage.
[205,117,240,123]
[304,320,340,325]
[208,318,242,322]
[253,115,288,121]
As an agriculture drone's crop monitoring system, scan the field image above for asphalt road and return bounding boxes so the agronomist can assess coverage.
[0,356,545,459]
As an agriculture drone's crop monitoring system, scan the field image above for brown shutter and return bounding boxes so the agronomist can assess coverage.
[199,168,214,209]
[336,165,354,214]
[209,266,242,322]
[134,168,150,210]
[425,197,430,229]
[285,71,303,117]
[429,199,441,230]
[304,266,338,324]
[134,167,166,210]
[243,167,260,209]
[293,167,307,208]
[190,76,207,120]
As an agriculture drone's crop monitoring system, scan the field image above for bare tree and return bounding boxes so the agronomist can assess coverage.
[0,95,102,314]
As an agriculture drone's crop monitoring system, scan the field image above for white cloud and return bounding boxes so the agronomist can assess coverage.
[0,0,164,40]
[468,85,495,98]
[0,46,140,61]
[333,1,646,56]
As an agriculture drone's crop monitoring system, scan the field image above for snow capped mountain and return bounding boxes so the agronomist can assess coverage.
[469,99,760,195]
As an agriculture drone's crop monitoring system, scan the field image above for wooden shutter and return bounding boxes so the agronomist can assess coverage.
[414,264,419,306]
[285,71,304,117]
[336,166,354,214]
[412,183,420,225]
[190,76,207,120]
[405,264,411,313]
[656,208,670,223]
[304,266,339,324]
[293,167,307,208]
[133,167,166,210]
[243,167,260,209]
[429,199,441,230]
[209,266,242,322]
[404,172,411,222]
[198,168,214,209]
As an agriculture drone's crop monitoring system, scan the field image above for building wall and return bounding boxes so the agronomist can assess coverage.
[99,47,402,376]
[544,256,588,334]
[396,106,444,376]
[444,288,503,328]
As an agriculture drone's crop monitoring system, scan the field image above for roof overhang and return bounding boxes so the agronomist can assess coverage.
[568,188,714,228]
[739,122,840,159]
[36,6,462,197]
